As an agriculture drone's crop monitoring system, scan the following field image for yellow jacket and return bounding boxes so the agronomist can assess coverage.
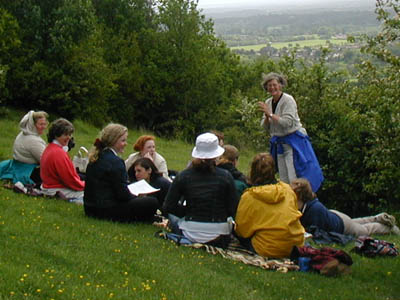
[235,181,304,258]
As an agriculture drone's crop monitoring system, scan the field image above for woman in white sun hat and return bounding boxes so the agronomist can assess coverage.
[162,132,239,248]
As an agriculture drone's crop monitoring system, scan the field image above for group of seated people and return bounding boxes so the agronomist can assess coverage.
[1,111,399,259]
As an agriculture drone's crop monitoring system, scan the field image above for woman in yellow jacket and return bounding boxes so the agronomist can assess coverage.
[235,153,304,258]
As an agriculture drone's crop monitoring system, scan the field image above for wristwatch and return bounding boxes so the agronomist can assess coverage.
[269,113,273,118]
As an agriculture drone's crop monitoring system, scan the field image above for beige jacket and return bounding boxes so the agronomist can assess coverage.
[260,93,307,137]
[13,111,46,164]
[125,152,170,181]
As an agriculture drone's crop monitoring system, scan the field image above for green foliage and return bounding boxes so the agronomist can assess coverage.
[0,8,20,104]
[227,0,400,215]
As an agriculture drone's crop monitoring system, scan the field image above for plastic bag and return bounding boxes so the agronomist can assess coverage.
[72,146,89,173]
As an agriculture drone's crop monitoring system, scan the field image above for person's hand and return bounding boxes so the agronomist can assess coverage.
[258,101,271,116]
[143,152,154,161]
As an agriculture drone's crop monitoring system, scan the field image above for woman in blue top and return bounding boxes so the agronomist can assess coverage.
[290,178,399,237]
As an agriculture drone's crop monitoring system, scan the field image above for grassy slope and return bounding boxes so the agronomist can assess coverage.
[0,108,399,300]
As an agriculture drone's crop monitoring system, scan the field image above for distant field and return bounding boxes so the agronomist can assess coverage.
[230,39,348,51]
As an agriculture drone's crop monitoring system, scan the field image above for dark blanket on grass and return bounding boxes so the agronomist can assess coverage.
[155,230,299,273]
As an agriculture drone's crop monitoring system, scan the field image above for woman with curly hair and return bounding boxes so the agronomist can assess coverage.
[40,118,84,201]
[258,72,323,192]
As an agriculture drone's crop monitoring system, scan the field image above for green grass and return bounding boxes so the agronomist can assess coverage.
[1,108,400,300]
[231,38,349,51]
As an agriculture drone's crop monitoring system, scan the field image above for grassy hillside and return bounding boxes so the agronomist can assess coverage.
[0,108,399,300]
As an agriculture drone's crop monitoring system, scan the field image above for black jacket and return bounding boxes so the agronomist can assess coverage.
[162,166,239,222]
[84,149,133,208]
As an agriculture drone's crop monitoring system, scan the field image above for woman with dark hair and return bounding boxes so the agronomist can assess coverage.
[83,124,159,222]
[129,157,171,206]
[40,118,84,201]
[291,178,399,236]
[125,135,170,180]
[258,72,323,192]
[235,153,305,258]
[162,132,239,248]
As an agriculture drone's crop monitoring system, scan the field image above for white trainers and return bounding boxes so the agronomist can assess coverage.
[13,182,27,194]
[375,213,396,227]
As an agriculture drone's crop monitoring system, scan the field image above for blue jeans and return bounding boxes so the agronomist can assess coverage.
[168,214,183,235]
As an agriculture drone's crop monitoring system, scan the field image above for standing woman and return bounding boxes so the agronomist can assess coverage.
[83,124,159,222]
[40,118,85,200]
[258,72,323,192]
[125,135,170,181]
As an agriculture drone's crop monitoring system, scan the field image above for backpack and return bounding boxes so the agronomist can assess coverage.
[352,236,399,257]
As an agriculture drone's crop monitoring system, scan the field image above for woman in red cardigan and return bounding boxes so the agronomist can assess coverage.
[40,118,84,202]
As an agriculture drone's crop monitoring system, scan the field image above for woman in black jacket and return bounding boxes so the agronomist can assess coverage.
[83,123,159,222]
[162,132,239,248]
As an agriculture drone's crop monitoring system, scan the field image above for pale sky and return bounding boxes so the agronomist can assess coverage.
[197,0,372,9]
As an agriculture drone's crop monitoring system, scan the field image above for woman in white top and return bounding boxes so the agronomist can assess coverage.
[125,135,170,180]
[0,110,48,185]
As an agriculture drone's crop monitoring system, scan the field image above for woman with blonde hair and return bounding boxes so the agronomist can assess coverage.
[235,153,305,258]
[258,72,323,192]
[291,178,399,237]
[125,135,170,180]
[0,110,48,185]
[84,124,159,222]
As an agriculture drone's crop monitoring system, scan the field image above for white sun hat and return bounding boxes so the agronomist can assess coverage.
[192,132,225,159]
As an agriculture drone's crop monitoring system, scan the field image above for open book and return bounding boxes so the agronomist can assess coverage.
[128,179,160,196]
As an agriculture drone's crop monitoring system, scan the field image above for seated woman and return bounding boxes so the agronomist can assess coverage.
[162,132,239,248]
[291,178,400,237]
[217,144,249,196]
[0,110,48,185]
[40,118,85,201]
[83,124,159,222]
[235,153,305,258]
[129,157,171,207]
[125,135,170,180]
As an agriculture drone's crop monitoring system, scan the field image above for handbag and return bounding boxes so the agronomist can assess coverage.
[72,146,89,173]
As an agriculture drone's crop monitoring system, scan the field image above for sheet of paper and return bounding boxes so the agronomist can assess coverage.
[128,179,160,196]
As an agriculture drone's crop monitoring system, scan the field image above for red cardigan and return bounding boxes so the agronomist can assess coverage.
[40,143,85,191]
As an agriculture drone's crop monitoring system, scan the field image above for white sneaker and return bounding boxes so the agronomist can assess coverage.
[375,213,396,227]
[391,225,400,235]
[13,182,27,194]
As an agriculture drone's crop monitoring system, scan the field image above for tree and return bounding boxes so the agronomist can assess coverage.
[0,8,20,103]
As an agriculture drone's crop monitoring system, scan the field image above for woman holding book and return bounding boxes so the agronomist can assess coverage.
[128,157,171,206]
[83,124,159,222]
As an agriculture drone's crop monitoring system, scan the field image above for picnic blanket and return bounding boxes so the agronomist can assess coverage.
[155,230,299,273]
[1,181,83,204]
